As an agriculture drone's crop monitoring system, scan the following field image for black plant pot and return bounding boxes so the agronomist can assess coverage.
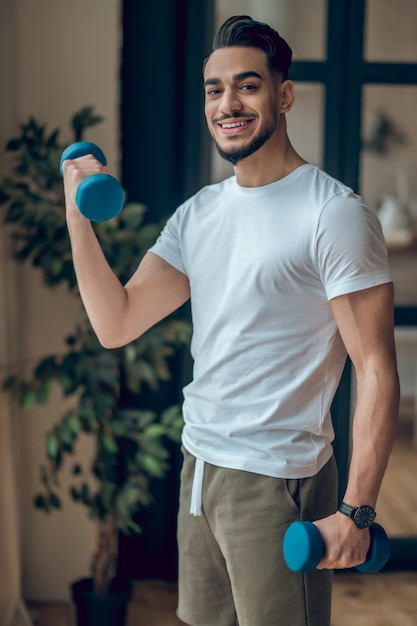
[71,577,132,626]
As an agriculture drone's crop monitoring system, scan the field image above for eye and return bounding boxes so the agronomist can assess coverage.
[206,88,222,97]
[240,83,257,92]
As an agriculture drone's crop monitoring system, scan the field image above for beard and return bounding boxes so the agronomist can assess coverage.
[213,113,278,166]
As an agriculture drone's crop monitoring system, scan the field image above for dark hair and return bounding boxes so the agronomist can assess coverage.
[210,15,292,79]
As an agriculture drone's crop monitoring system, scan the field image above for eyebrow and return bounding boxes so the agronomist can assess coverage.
[203,71,263,88]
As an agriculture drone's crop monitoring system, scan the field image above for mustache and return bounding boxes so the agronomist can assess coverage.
[213,113,254,123]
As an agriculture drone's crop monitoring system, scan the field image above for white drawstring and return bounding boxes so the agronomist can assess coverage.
[190,457,205,516]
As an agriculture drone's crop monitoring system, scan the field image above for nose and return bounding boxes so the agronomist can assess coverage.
[219,88,243,116]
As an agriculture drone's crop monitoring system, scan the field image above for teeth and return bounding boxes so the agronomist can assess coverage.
[221,121,249,129]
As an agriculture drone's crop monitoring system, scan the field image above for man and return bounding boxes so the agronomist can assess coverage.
[63,15,399,626]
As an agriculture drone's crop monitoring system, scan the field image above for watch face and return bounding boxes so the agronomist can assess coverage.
[353,506,376,529]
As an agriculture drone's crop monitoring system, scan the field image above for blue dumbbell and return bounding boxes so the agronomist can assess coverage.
[60,141,125,222]
[283,521,389,573]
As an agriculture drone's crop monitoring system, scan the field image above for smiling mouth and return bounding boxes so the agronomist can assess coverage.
[220,120,251,129]
[216,119,254,136]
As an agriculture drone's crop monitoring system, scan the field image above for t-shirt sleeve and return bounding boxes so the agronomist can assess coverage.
[148,207,187,275]
[316,192,392,300]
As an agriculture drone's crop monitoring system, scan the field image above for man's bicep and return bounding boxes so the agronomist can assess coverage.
[123,252,190,336]
[329,282,396,372]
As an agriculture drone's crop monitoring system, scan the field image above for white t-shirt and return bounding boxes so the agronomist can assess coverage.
[149,164,392,479]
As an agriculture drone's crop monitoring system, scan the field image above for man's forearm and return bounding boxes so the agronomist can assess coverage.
[343,363,400,508]
[67,217,129,347]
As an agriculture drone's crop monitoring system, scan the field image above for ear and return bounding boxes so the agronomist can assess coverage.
[279,80,296,114]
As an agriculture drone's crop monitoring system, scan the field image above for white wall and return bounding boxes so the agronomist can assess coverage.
[0,0,121,602]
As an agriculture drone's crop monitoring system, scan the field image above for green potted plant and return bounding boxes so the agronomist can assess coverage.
[0,107,191,626]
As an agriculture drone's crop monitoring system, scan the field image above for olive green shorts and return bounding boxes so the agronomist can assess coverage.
[176,448,338,626]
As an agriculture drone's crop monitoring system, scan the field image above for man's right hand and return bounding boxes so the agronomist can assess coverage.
[62,154,108,222]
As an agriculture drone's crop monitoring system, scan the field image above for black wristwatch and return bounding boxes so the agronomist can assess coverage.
[338,501,376,529]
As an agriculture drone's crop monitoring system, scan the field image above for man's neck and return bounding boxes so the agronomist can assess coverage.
[233,139,307,188]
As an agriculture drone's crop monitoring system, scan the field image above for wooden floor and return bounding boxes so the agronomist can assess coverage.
[28,573,417,626]
[331,572,417,625]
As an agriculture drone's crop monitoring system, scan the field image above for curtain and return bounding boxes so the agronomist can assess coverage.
[0,231,32,626]
[0,412,33,626]
[117,0,214,579]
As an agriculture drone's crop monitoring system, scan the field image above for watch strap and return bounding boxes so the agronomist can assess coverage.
[339,501,356,519]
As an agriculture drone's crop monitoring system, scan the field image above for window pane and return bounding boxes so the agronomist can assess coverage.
[364,0,417,62]
[360,85,417,306]
[215,0,327,61]
[287,83,324,169]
